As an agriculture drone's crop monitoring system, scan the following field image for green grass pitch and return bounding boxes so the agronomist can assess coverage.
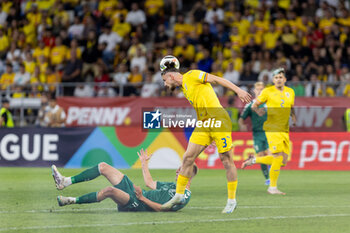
[1,167,350,233]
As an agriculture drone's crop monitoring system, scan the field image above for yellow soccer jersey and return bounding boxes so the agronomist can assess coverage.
[257,86,295,133]
[182,70,223,120]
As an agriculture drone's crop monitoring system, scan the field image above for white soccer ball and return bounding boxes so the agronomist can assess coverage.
[160,55,180,71]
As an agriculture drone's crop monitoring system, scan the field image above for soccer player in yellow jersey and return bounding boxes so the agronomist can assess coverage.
[159,56,251,213]
[242,68,296,195]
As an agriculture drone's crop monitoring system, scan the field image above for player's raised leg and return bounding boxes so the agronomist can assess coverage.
[52,162,124,190]
[241,152,286,195]
[161,142,206,210]
[219,149,238,213]
[58,186,130,206]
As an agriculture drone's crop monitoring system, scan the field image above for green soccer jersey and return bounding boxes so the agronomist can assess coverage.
[240,100,267,136]
[143,181,191,211]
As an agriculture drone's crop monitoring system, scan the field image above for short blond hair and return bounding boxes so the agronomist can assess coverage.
[254,82,265,89]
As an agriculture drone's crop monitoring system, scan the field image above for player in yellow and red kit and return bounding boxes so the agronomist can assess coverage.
[242,68,296,195]
[159,56,251,213]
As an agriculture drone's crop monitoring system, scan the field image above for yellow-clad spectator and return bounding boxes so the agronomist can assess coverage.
[296,16,314,32]
[319,10,336,35]
[263,25,280,50]
[194,44,205,62]
[33,41,51,61]
[22,18,36,46]
[173,14,193,39]
[0,28,9,57]
[27,5,42,27]
[45,66,61,92]
[338,9,350,27]
[173,37,195,61]
[278,0,290,10]
[287,11,299,33]
[0,63,15,90]
[30,66,46,92]
[274,12,288,33]
[253,12,269,34]
[230,27,243,51]
[244,25,262,45]
[222,50,243,72]
[111,1,128,23]
[25,0,55,12]
[99,0,117,18]
[245,0,259,9]
[127,37,147,59]
[54,3,70,27]
[281,25,297,45]
[340,27,349,46]
[224,2,236,25]
[1,0,12,13]
[343,84,350,97]
[222,41,232,60]
[66,39,82,60]
[145,0,164,16]
[24,52,36,74]
[50,37,67,66]
[231,12,250,36]
[211,62,223,77]
[112,14,131,38]
[129,66,143,83]
[38,55,48,74]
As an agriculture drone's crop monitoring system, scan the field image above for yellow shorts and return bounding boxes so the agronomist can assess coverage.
[265,132,290,155]
[189,129,232,153]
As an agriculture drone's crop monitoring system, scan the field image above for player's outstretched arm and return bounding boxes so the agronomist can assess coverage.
[206,73,252,103]
[251,100,266,116]
[134,184,163,212]
[138,149,157,190]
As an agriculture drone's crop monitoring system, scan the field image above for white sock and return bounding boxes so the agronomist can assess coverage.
[252,158,256,164]
[227,198,236,204]
[63,177,72,187]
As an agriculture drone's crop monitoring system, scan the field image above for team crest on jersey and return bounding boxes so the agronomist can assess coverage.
[285,92,290,98]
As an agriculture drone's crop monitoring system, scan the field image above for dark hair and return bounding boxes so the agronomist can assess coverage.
[2,98,9,104]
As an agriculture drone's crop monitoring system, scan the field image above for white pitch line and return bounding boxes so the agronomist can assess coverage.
[1,205,350,214]
[0,213,349,232]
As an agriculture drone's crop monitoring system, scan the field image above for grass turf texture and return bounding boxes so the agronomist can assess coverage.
[1,168,350,233]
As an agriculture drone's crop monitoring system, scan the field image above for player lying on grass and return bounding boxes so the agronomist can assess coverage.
[51,149,197,212]
[239,82,270,185]
[241,68,296,195]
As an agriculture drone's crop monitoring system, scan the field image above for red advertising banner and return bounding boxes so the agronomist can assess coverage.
[57,97,350,132]
[195,132,350,171]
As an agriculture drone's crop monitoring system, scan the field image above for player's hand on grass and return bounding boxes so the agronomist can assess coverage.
[134,184,144,200]
[137,148,152,164]
[237,89,252,103]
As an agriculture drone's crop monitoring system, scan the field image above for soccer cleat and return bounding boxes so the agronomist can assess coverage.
[161,193,185,211]
[267,187,286,195]
[241,155,254,169]
[265,179,270,186]
[51,165,66,190]
[222,199,237,214]
[57,196,75,206]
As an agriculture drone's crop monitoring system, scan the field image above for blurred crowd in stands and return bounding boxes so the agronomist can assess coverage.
[0,0,349,100]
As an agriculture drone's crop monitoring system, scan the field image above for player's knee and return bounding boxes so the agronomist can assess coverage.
[219,153,233,168]
[101,186,115,197]
[98,162,109,174]
[182,155,195,167]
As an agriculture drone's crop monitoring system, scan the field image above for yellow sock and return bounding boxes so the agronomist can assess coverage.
[270,156,283,187]
[176,174,190,194]
[227,180,238,199]
[255,155,274,165]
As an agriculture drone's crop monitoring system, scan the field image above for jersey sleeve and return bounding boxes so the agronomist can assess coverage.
[240,103,251,120]
[257,88,269,104]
